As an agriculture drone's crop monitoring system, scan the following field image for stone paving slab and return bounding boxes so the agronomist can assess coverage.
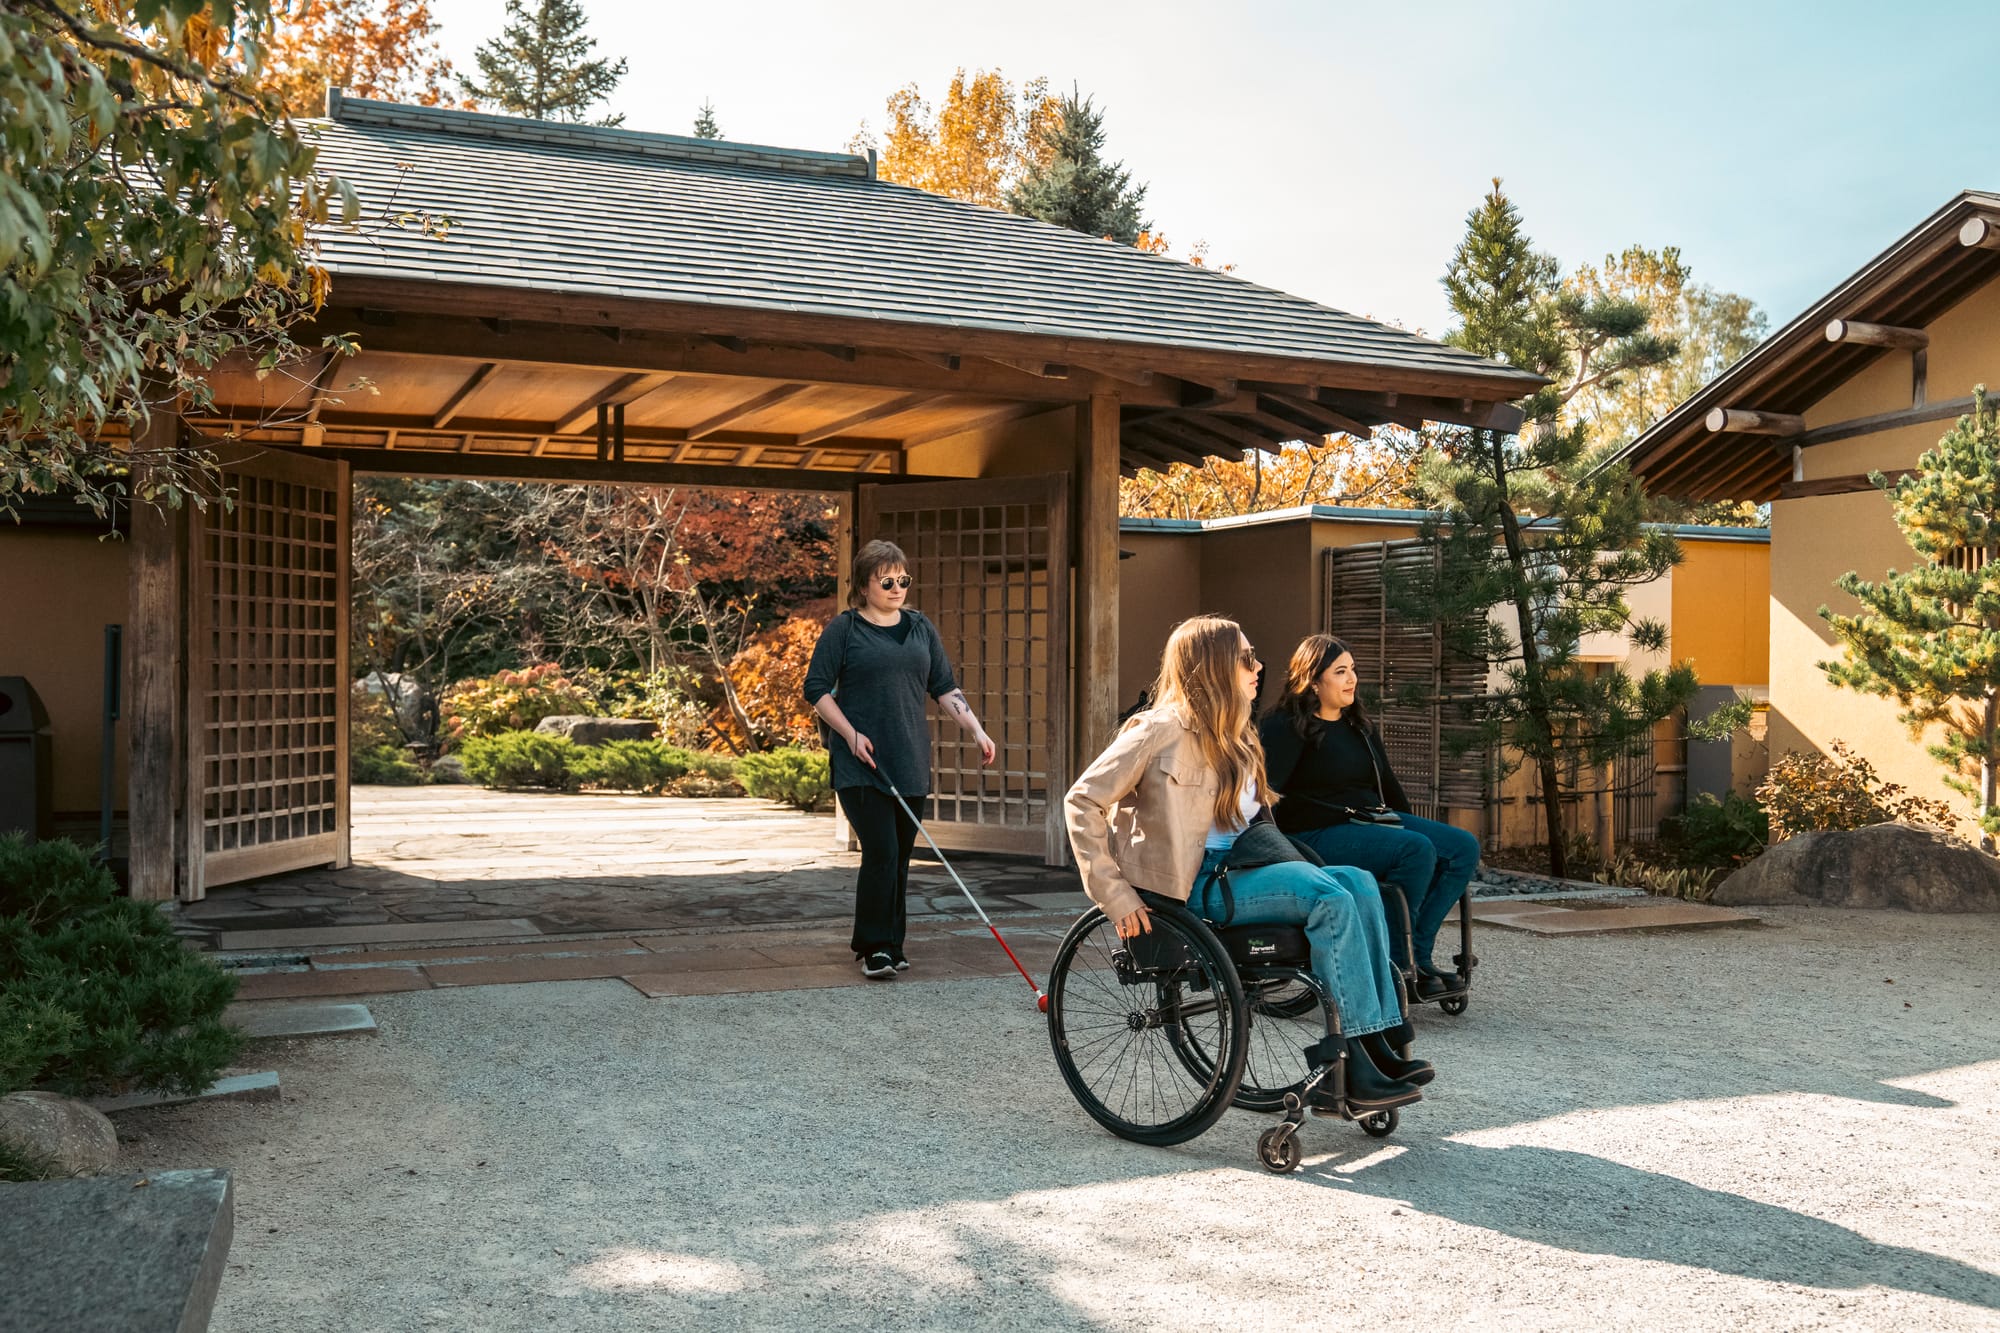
[232,968,433,1001]
[226,1001,377,1041]
[215,918,540,951]
[92,1072,281,1115]
[0,1168,232,1333]
[426,954,656,988]
[621,962,869,998]
[1497,902,1757,935]
[331,936,651,964]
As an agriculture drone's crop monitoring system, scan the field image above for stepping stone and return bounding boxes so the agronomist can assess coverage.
[0,1168,233,1333]
[214,918,540,951]
[91,1072,281,1115]
[231,968,431,1001]
[1504,902,1756,935]
[1009,891,1089,912]
[225,1001,377,1041]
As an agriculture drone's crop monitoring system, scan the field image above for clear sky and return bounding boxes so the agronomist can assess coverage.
[418,0,2000,339]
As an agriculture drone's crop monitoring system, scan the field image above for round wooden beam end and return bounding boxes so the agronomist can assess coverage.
[1704,407,1730,433]
[1960,217,1998,249]
[1825,319,1850,343]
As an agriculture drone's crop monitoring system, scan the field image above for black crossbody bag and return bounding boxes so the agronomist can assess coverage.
[1199,813,1324,927]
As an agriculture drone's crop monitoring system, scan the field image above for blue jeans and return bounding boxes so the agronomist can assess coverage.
[1295,814,1481,973]
[1189,849,1404,1038]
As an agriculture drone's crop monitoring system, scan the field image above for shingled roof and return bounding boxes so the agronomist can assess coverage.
[308,93,1537,397]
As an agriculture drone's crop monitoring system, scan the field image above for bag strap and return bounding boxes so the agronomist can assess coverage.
[1198,864,1236,927]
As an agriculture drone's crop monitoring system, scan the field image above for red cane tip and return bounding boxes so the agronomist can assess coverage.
[1036,992,1050,1014]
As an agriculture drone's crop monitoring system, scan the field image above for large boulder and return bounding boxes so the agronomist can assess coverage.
[1712,821,2000,912]
[0,1092,119,1177]
[532,715,658,746]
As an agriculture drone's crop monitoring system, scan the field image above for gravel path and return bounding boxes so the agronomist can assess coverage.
[125,906,2000,1331]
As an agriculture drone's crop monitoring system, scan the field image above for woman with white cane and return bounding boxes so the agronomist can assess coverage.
[804,540,996,979]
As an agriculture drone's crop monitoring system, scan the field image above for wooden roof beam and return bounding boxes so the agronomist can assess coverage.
[550,372,676,435]
[793,392,932,448]
[1175,377,1238,409]
[897,400,1068,449]
[1825,319,1929,350]
[686,383,813,440]
[899,349,961,371]
[1123,424,1211,469]
[1074,362,1153,389]
[1705,407,1805,436]
[985,356,1070,379]
[431,362,502,429]
[1960,216,2000,251]
[1257,392,1372,440]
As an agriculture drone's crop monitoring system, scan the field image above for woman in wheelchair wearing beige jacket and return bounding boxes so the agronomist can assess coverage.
[1063,615,1430,1112]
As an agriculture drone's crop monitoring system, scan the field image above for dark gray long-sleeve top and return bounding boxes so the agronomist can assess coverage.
[803,609,958,796]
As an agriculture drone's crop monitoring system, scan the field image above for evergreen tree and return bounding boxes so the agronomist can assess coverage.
[1398,180,1730,878]
[1007,88,1149,245]
[1822,389,2000,848]
[460,0,627,125]
[692,101,722,139]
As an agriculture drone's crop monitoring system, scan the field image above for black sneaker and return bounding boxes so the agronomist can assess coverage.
[861,951,896,979]
[891,955,911,973]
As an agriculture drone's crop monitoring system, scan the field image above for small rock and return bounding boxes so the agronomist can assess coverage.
[430,755,472,785]
[532,715,658,746]
[0,1092,119,1177]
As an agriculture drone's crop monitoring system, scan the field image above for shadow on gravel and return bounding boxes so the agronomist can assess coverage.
[1300,1139,2000,1311]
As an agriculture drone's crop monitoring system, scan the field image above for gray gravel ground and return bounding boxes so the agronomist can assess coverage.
[124,906,2000,1332]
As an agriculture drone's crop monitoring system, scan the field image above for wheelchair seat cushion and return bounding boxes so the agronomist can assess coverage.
[1215,924,1312,969]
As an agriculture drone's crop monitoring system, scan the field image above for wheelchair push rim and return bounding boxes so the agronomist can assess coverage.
[1045,901,1249,1146]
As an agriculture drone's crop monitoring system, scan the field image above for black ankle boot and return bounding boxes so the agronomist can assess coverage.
[1299,1036,1422,1112]
[1360,1031,1434,1086]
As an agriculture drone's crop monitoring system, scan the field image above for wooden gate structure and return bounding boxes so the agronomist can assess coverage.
[120,93,1536,899]
[860,475,1070,861]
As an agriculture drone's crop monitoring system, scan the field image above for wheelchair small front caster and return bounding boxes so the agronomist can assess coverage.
[1359,1108,1399,1139]
[1439,992,1469,1016]
[1257,1124,1302,1173]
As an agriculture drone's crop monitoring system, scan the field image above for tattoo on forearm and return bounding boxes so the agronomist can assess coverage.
[945,690,975,723]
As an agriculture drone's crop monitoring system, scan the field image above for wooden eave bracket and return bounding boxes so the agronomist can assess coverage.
[1825,319,1928,350]
[1705,407,1805,436]
[1960,216,2000,251]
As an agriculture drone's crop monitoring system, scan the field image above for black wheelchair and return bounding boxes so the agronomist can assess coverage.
[1045,892,1415,1174]
[1381,878,1478,1017]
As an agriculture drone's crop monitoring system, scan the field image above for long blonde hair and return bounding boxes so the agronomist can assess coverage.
[1150,615,1271,829]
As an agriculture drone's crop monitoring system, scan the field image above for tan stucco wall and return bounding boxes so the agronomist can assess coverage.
[0,528,130,815]
[1671,539,1770,686]
[1116,530,1201,705]
[1198,522,1317,703]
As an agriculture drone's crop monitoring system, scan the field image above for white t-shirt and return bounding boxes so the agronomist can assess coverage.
[1204,783,1261,851]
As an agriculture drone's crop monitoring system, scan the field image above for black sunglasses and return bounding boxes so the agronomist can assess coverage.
[1239,647,1259,669]
[878,575,913,591]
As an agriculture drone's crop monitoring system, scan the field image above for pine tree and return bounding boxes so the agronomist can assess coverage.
[692,100,722,139]
[1822,389,2000,848]
[460,0,626,126]
[1398,180,1725,878]
[1006,88,1149,245]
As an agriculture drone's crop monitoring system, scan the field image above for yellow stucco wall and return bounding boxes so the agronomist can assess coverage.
[902,406,1075,479]
[1197,522,1317,701]
[1670,539,1770,686]
[0,528,130,815]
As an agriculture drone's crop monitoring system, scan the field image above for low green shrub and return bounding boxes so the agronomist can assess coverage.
[737,748,832,811]
[670,750,744,798]
[353,743,426,785]
[458,731,577,790]
[1659,791,1769,871]
[0,836,243,1097]
[350,686,426,785]
[441,665,600,748]
[570,740,692,795]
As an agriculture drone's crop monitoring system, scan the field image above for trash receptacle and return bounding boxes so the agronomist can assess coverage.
[0,676,54,843]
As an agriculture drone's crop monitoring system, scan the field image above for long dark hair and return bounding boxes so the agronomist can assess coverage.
[1280,633,1371,736]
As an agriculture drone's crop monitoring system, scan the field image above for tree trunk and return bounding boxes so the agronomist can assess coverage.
[690,587,760,750]
[1485,428,1570,877]
[1983,688,1997,854]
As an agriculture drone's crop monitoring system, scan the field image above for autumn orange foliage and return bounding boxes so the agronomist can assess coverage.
[714,603,836,751]
[259,0,471,115]
[1118,427,1443,521]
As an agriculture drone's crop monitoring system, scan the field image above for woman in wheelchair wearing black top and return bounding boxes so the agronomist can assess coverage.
[1064,615,1430,1112]
[1260,635,1481,1000]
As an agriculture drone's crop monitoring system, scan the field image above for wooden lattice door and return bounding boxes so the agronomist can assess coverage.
[186,449,351,893]
[858,475,1071,863]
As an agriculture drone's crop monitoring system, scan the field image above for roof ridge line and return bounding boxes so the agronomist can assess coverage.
[323,89,873,181]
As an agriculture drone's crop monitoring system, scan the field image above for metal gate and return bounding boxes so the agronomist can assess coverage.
[858,475,1071,863]
[185,448,351,893]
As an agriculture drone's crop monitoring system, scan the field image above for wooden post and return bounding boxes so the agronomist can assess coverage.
[831,498,855,852]
[1075,394,1120,769]
[127,403,185,902]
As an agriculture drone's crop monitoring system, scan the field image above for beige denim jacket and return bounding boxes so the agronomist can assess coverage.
[1064,707,1221,921]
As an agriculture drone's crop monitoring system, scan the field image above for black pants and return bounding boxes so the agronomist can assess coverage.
[838,785,926,957]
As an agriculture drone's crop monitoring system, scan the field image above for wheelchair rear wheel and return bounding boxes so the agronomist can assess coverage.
[1046,900,1248,1146]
